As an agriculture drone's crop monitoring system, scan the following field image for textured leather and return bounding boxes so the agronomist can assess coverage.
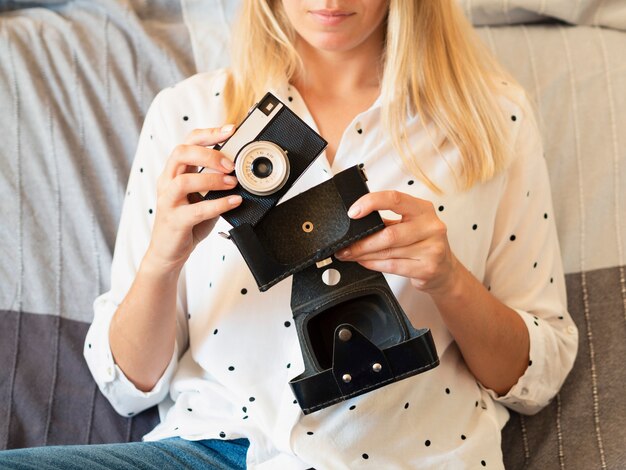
[288,259,440,414]
[225,160,438,414]
[229,165,385,291]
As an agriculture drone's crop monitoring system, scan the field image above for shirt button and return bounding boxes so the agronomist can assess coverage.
[567,325,576,335]
[521,387,529,396]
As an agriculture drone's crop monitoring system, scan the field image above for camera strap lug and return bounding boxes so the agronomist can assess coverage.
[315,257,333,268]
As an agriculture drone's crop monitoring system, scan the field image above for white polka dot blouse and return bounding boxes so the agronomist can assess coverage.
[84,70,578,469]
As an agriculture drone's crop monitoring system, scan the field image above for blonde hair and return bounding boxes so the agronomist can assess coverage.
[225,0,516,191]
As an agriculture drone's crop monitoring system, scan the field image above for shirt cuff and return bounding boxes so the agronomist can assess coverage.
[103,341,178,417]
[482,308,551,415]
[85,297,178,417]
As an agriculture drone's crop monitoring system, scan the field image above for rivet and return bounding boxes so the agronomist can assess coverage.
[372,363,382,372]
[302,221,314,233]
[338,328,352,342]
[342,374,352,383]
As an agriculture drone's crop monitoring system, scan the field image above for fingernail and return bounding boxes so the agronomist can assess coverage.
[224,175,237,185]
[347,205,361,218]
[228,195,242,205]
[221,157,235,171]
[337,249,351,258]
[220,124,235,134]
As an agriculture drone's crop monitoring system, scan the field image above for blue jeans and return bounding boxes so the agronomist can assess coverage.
[0,437,249,470]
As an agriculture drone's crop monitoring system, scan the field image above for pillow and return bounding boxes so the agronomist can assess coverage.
[458,0,626,30]
[180,0,240,72]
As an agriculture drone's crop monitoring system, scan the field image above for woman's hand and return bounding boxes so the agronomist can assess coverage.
[335,190,460,296]
[336,190,530,394]
[145,125,243,274]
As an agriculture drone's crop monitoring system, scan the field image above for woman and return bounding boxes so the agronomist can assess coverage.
[1,0,577,468]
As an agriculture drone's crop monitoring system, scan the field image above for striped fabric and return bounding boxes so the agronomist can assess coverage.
[472,23,626,469]
[0,1,625,468]
[0,0,194,449]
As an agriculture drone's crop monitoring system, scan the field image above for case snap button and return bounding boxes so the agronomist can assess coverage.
[322,268,341,286]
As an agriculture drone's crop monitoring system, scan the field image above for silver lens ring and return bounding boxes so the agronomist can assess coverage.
[235,141,290,196]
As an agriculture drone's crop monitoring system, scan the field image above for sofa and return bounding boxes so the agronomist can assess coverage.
[1,1,624,467]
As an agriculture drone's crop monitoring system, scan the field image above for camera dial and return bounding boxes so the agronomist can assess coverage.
[235,141,290,196]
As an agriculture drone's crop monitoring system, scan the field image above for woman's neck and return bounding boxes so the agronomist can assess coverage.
[292,30,385,98]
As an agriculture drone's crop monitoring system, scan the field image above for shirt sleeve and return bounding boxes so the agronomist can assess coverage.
[481,92,578,415]
[83,89,189,417]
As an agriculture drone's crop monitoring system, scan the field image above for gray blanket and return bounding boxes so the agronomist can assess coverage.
[0,0,194,447]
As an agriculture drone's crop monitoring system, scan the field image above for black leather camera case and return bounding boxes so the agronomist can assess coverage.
[289,259,440,414]
[228,165,385,291]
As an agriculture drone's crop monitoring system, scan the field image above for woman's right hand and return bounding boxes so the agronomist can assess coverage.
[144,125,243,274]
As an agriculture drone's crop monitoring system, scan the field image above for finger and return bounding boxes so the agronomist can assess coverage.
[163,145,234,180]
[354,258,421,279]
[350,238,448,264]
[165,172,238,203]
[347,191,433,220]
[184,124,235,146]
[336,221,422,259]
[178,194,243,226]
[339,243,420,263]
[382,217,402,227]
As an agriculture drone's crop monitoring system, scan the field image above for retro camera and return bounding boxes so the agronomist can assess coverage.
[205,93,439,413]
[199,93,327,228]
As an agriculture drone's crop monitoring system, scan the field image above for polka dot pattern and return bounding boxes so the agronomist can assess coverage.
[93,76,574,469]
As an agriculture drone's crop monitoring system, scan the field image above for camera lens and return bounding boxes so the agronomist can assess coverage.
[251,157,273,179]
[235,141,290,196]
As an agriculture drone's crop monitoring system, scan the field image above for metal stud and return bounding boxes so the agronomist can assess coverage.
[321,268,341,286]
[372,363,382,373]
[338,328,352,342]
[342,374,352,383]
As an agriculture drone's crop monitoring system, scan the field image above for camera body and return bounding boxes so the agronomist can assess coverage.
[199,92,327,228]
[204,92,439,413]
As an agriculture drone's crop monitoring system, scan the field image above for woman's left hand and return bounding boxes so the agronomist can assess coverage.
[335,190,460,296]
